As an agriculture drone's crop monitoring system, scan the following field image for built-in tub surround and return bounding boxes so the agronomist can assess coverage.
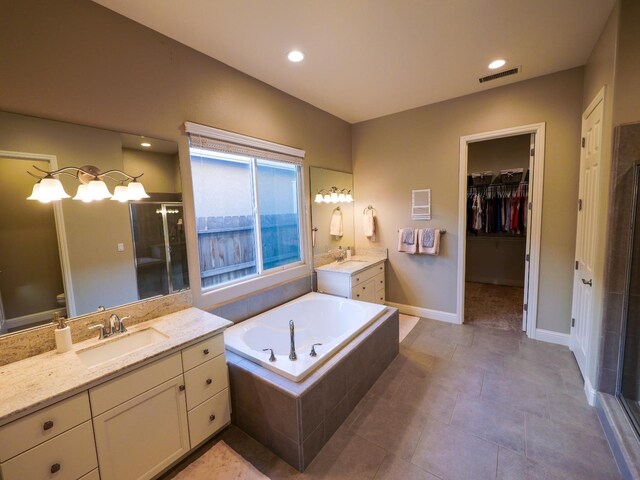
[225,293,387,381]
[0,289,192,367]
[227,306,399,471]
[0,306,230,425]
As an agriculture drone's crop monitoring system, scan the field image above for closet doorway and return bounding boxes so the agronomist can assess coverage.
[458,124,545,338]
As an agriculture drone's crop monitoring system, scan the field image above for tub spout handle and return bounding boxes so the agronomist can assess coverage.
[289,320,297,361]
[262,348,276,362]
[310,343,323,357]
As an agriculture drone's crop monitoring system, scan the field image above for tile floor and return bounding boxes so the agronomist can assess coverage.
[163,317,621,480]
[465,282,524,332]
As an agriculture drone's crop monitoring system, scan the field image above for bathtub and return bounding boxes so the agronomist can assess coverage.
[224,292,387,381]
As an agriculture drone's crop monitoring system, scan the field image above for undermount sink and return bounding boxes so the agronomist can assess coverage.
[76,328,168,367]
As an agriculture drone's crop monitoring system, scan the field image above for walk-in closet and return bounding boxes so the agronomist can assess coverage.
[464,134,531,331]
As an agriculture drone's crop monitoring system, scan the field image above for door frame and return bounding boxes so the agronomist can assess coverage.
[457,123,546,339]
[0,150,76,318]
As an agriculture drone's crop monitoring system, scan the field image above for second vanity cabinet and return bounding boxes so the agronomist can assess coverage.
[0,330,230,480]
[317,260,386,304]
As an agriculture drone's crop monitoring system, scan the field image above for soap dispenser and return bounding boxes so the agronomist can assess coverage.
[53,312,72,353]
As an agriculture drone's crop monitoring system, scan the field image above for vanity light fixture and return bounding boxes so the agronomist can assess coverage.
[287,50,304,62]
[314,186,353,204]
[488,59,507,69]
[26,164,150,203]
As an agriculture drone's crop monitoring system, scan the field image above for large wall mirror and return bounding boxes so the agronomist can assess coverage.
[0,111,188,335]
[309,167,354,260]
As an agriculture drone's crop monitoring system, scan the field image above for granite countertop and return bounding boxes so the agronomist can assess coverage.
[0,307,232,426]
[314,255,386,275]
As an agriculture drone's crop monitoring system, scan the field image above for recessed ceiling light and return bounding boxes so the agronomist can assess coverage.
[488,59,507,70]
[287,50,304,62]
[141,142,151,147]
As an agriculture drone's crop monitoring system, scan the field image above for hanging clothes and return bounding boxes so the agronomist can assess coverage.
[467,183,528,235]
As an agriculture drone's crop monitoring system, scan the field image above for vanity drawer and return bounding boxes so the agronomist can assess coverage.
[0,392,91,461]
[184,354,228,410]
[79,469,100,480]
[352,263,384,287]
[187,388,231,448]
[90,352,182,416]
[0,420,97,480]
[373,272,385,292]
[182,334,224,371]
[352,279,375,302]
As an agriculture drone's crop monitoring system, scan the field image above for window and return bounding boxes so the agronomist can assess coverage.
[186,123,305,292]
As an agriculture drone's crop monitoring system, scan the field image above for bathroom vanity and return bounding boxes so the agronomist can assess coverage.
[315,256,386,304]
[0,308,232,480]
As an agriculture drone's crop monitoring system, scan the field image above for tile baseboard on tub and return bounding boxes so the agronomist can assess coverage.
[385,301,458,324]
[596,392,640,480]
[533,328,570,347]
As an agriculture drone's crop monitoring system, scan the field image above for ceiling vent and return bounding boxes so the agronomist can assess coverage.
[479,67,520,84]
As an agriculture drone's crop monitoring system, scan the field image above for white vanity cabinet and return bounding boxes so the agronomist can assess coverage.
[0,392,98,480]
[91,353,189,480]
[90,332,230,480]
[317,260,386,304]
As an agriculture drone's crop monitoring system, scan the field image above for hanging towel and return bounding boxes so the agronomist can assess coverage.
[418,229,441,255]
[330,209,343,237]
[363,209,376,240]
[398,228,417,254]
[421,228,435,248]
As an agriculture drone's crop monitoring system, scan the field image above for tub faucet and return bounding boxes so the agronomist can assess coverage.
[289,320,297,361]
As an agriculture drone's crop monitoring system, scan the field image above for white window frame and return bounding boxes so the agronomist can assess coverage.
[184,122,310,309]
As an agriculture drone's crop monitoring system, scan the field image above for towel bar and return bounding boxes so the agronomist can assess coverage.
[398,229,447,234]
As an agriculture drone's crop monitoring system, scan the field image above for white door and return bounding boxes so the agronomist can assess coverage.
[522,134,535,331]
[570,94,604,377]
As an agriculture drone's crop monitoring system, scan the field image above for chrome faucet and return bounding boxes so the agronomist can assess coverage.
[88,314,130,339]
[289,320,297,361]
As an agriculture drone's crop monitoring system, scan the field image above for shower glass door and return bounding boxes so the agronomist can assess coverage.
[129,203,189,300]
[619,164,640,435]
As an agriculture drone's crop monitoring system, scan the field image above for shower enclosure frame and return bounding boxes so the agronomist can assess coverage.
[617,162,640,438]
[129,201,188,300]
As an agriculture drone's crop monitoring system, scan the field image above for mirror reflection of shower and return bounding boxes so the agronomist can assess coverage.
[129,202,189,300]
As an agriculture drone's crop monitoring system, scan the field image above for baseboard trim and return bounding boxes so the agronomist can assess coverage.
[584,376,597,406]
[534,328,570,347]
[385,302,459,324]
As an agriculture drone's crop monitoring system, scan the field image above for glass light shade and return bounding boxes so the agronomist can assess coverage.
[330,192,339,203]
[87,180,112,200]
[111,185,130,202]
[345,193,353,203]
[26,182,41,201]
[127,180,150,200]
[338,192,346,202]
[314,193,323,203]
[323,194,331,203]
[38,177,70,202]
[73,184,93,202]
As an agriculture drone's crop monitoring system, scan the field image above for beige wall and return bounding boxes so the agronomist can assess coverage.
[582,3,619,389]
[0,0,351,311]
[353,68,584,333]
[122,149,181,194]
[613,0,640,125]
[0,112,139,315]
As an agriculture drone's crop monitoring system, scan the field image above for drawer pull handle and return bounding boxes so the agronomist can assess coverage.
[206,378,212,385]
[356,277,360,282]
[356,294,360,298]
[179,385,186,391]
[43,420,54,431]
[379,266,383,270]
[203,348,210,355]
[209,414,216,422]
[51,463,61,474]
[362,286,366,290]
[380,280,383,284]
